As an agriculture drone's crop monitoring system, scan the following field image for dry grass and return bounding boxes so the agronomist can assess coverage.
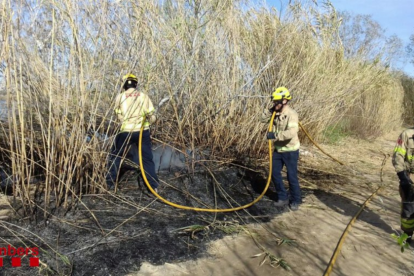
[0,0,404,211]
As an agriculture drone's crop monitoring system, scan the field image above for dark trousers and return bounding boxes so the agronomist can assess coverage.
[106,130,159,189]
[400,183,414,233]
[272,150,301,204]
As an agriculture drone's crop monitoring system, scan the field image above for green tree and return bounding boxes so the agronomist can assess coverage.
[401,74,414,123]
[338,11,403,67]
[407,34,414,65]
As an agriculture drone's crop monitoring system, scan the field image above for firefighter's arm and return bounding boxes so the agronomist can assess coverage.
[392,132,414,186]
[263,108,277,139]
[275,113,299,141]
[145,95,157,124]
[114,94,124,121]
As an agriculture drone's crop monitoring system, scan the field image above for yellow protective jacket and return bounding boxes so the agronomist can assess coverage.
[261,105,300,152]
[393,128,414,232]
[392,128,414,173]
[114,88,156,132]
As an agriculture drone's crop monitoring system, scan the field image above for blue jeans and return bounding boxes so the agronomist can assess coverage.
[272,150,301,204]
[106,130,159,189]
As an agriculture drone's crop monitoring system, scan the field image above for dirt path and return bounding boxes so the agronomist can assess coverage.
[129,129,414,276]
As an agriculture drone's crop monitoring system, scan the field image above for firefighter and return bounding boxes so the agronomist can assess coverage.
[261,87,302,211]
[106,74,159,192]
[392,128,414,243]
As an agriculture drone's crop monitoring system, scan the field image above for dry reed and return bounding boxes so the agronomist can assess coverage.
[0,0,404,211]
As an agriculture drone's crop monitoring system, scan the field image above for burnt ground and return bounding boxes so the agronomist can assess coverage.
[0,162,350,276]
[3,129,414,276]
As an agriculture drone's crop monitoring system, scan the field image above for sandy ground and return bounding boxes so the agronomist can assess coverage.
[128,128,414,276]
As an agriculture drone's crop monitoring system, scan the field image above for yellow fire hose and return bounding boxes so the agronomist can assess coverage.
[323,153,389,276]
[323,185,382,276]
[298,122,344,166]
[138,112,276,212]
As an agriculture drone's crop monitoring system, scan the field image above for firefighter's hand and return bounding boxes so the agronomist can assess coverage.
[398,171,413,186]
[266,132,276,140]
[144,112,157,124]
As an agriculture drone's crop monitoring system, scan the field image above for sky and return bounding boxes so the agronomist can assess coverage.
[266,0,414,76]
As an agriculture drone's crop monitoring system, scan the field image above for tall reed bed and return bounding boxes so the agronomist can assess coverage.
[0,0,403,211]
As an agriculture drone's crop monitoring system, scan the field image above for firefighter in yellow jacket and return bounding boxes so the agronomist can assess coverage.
[106,74,159,192]
[392,127,414,243]
[261,87,301,211]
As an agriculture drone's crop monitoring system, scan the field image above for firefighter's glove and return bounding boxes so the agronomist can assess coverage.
[267,132,276,140]
[398,171,413,186]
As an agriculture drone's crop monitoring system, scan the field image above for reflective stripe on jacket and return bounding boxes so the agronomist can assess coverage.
[261,105,300,152]
[392,128,414,173]
[401,216,414,232]
[114,88,155,132]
